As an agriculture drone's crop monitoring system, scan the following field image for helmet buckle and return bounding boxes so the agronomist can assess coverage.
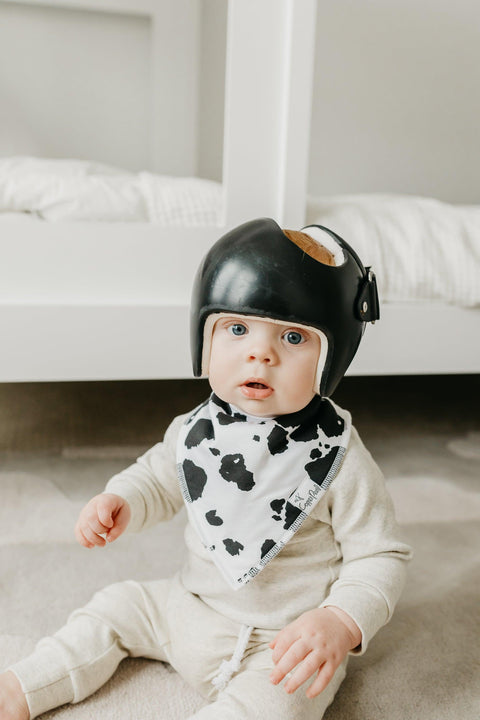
[356,269,380,323]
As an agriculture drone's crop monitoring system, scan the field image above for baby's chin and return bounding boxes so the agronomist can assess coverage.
[238,395,318,418]
[211,389,273,417]
[216,391,307,419]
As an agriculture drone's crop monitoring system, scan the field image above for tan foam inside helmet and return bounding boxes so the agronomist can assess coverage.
[283,229,337,266]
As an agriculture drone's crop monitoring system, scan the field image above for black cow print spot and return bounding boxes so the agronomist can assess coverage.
[233,412,247,421]
[185,419,214,448]
[290,424,319,443]
[283,502,302,530]
[219,454,255,491]
[217,412,239,426]
[223,538,244,556]
[269,498,302,529]
[310,448,322,459]
[216,410,247,425]
[186,399,209,425]
[206,510,223,526]
[275,395,321,428]
[210,447,221,456]
[182,459,207,501]
[320,401,345,437]
[305,448,337,485]
[267,425,289,455]
[253,435,260,442]
[261,539,276,558]
[270,498,285,514]
[212,395,246,422]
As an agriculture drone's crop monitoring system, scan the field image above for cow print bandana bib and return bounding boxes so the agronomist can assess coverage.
[177,393,351,590]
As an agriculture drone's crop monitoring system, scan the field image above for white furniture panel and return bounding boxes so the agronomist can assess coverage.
[349,304,480,377]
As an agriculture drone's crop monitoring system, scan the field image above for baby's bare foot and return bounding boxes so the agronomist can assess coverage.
[0,671,29,720]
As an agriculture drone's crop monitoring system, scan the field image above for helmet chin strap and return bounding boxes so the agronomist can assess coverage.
[201,313,329,396]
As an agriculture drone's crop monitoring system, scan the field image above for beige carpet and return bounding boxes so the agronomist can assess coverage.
[0,379,479,718]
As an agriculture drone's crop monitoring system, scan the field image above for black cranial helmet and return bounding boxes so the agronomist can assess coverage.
[190,217,379,397]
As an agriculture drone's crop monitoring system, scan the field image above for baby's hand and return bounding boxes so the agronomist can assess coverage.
[74,493,131,548]
[269,606,361,699]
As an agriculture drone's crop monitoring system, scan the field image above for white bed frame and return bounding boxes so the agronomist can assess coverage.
[1,0,478,383]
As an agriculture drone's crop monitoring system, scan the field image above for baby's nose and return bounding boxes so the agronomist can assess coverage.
[247,338,277,364]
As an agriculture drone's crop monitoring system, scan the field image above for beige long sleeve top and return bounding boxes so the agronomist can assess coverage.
[106,410,412,653]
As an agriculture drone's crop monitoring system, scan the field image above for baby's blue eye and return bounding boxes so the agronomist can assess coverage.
[229,323,247,336]
[285,331,303,345]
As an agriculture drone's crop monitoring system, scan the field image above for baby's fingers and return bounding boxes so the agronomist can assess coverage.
[269,628,296,664]
[305,661,336,699]
[75,523,102,549]
[283,650,325,695]
[270,639,310,686]
[96,496,115,530]
[75,519,107,547]
[75,509,112,548]
[105,503,130,542]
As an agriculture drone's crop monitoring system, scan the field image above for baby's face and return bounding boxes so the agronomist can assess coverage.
[208,315,320,417]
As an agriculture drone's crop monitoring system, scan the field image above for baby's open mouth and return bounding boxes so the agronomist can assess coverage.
[241,380,273,399]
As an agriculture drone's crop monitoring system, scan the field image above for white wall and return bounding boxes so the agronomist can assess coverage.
[308,0,480,204]
[0,0,226,179]
[0,2,151,172]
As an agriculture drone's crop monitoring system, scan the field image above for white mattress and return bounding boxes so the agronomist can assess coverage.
[1,158,479,307]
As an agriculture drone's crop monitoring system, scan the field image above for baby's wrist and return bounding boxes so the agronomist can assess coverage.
[322,605,362,650]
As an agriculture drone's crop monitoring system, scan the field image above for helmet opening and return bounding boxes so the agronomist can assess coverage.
[283,229,337,266]
[299,226,347,267]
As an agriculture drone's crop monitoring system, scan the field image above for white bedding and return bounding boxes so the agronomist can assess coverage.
[0,157,223,225]
[306,194,480,308]
[1,158,479,307]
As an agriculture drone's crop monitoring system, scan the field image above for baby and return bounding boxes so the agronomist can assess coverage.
[0,218,411,719]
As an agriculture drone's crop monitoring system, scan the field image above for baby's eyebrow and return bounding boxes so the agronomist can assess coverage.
[225,317,246,324]
[284,325,308,335]
[226,316,248,324]
[217,316,247,329]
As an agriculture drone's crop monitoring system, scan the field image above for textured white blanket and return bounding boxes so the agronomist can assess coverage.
[0,157,223,225]
[306,194,480,307]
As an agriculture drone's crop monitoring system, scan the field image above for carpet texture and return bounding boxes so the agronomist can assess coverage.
[1,430,479,719]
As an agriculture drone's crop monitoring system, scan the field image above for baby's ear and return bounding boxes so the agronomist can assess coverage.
[283,229,336,266]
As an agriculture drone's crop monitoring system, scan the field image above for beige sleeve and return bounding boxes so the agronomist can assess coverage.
[316,426,413,653]
[105,413,186,533]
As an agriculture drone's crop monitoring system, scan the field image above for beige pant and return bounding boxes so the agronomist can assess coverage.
[11,575,347,719]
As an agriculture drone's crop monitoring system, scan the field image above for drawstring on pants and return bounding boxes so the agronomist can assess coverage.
[211,624,254,692]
